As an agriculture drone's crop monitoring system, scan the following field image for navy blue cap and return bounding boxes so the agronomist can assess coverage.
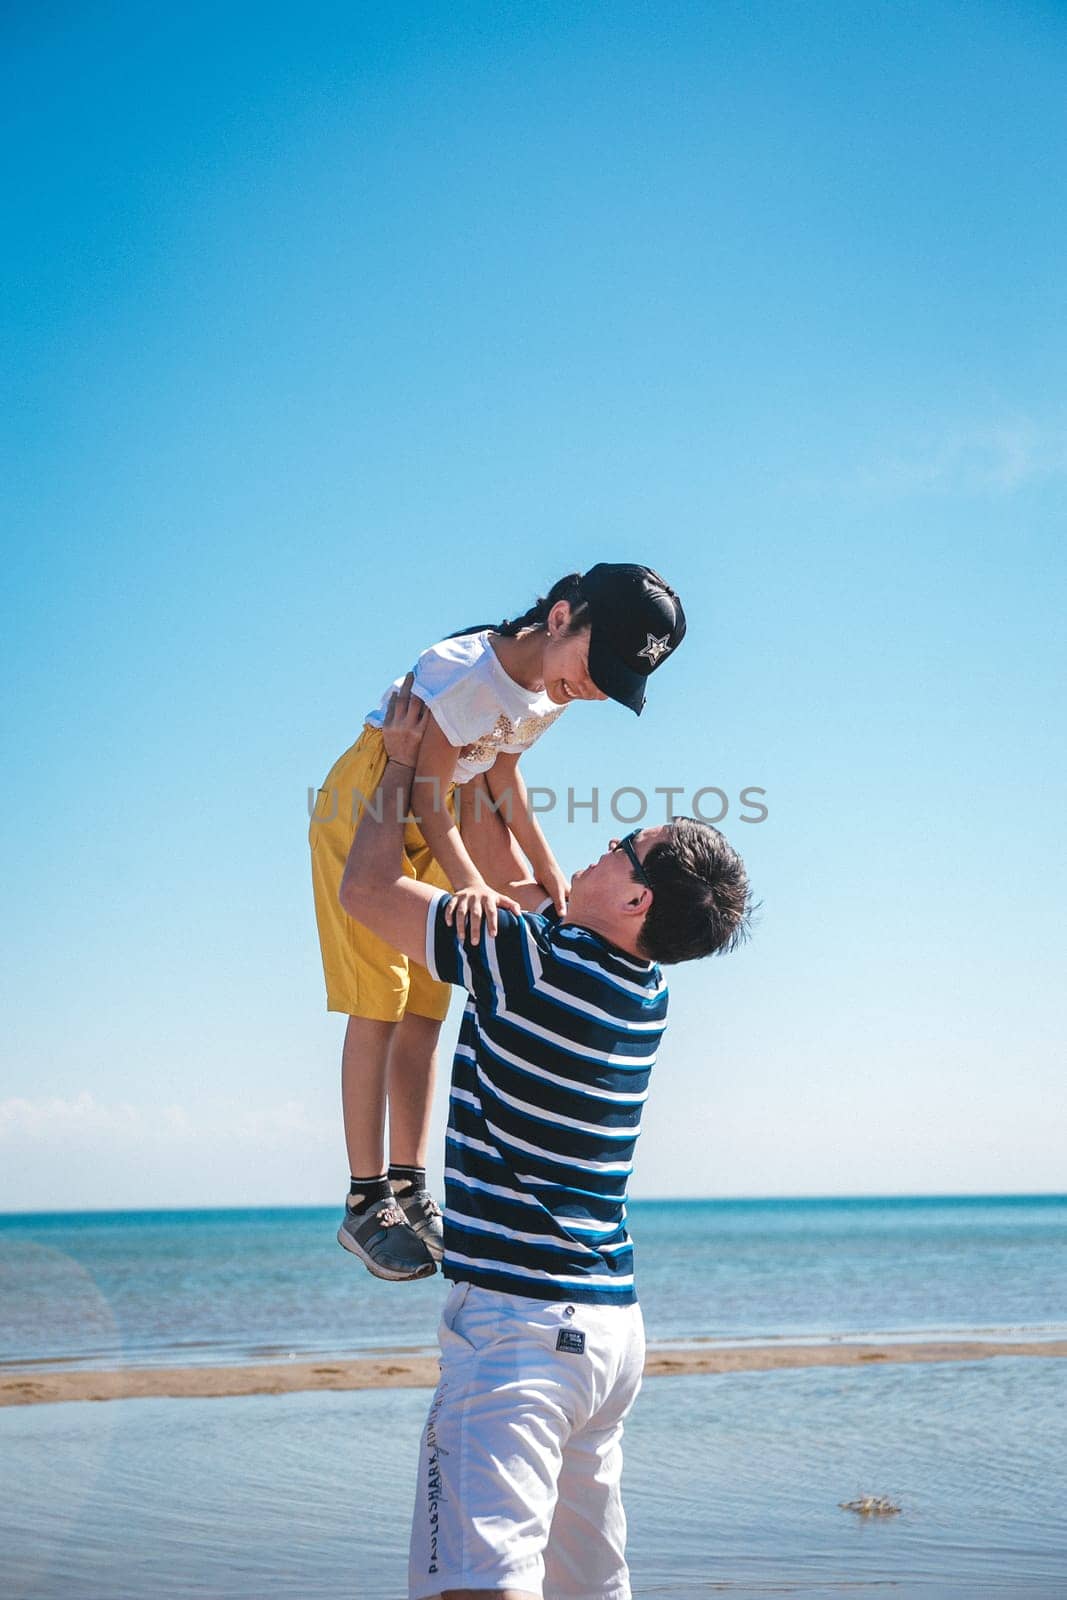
[581,564,686,715]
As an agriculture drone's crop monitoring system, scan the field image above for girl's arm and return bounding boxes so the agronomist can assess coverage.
[411,712,486,892]
[484,752,569,915]
[454,781,554,912]
[411,711,523,937]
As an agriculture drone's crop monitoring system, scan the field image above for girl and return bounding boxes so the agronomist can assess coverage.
[309,564,686,1281]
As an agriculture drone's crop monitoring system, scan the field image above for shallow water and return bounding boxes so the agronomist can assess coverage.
[3,1196,1066,1370]
[3,1356,1065,1598]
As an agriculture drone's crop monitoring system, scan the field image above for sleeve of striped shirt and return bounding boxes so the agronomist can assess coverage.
[423,890,535,1005]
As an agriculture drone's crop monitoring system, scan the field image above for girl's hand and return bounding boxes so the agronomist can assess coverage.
[445,881,522,946]
[539,862,571,918]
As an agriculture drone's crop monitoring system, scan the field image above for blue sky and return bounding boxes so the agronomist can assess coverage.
[2,0,1064,1209]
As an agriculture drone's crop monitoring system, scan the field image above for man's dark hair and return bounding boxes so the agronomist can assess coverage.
[636,817,753,965]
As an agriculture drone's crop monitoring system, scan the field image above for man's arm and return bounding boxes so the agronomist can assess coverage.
[338,676,518,962]
[338,754,439,967]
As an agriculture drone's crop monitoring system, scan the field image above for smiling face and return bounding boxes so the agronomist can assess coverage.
[541,602,609,706]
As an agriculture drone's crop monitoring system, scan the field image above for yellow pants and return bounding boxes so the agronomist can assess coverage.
[309,726,454,1021]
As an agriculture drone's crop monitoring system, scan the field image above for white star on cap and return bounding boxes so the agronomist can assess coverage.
[637,632,672,666]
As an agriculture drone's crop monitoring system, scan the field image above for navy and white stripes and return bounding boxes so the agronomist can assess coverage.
[424,895,668,1305]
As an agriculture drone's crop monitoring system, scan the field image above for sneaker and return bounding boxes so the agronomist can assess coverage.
[396,1187,445,1262]
[337,1196,436,1281]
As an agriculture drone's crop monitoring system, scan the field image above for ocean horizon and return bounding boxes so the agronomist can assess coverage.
[3,1192,1065,1372]
[4,1192,1066,1597]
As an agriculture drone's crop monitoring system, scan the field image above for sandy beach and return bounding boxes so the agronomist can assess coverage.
[4,1336,1064,1407]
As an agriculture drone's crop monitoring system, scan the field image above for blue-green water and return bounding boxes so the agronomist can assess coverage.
[2,1360,1065,1597]
[1,1195,1065,1370]
[3,1198,1066,1597]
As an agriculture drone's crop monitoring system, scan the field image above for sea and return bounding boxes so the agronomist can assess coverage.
[2,1195,1066,1598]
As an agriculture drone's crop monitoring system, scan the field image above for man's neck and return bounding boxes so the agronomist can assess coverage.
[559,912,650,965]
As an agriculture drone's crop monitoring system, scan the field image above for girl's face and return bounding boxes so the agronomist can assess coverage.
[542,603,609,706]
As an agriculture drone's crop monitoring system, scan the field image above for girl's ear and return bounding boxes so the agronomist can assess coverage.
[546,599,572,637]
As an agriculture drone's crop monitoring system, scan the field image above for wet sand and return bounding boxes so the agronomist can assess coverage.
[3,1337,1065,1407]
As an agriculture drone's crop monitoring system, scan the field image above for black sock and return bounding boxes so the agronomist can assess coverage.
[387,1164,426,1197]
[347,1174,391,1212]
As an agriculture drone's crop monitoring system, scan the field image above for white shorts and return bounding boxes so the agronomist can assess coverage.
[408,1281,645,1600]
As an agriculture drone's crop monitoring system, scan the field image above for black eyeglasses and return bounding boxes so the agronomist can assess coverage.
[610,830,652,889]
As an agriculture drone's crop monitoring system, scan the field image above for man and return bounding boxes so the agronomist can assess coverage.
[340,676,752,1600]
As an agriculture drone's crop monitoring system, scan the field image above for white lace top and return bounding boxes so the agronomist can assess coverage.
[365,631,565,784]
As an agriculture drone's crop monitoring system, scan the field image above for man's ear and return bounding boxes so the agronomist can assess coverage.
[621,886,653,918]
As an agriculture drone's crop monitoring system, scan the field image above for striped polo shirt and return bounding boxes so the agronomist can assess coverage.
[423,893,669,1305]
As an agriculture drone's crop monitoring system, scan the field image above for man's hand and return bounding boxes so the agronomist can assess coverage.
[382,673,428,769]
